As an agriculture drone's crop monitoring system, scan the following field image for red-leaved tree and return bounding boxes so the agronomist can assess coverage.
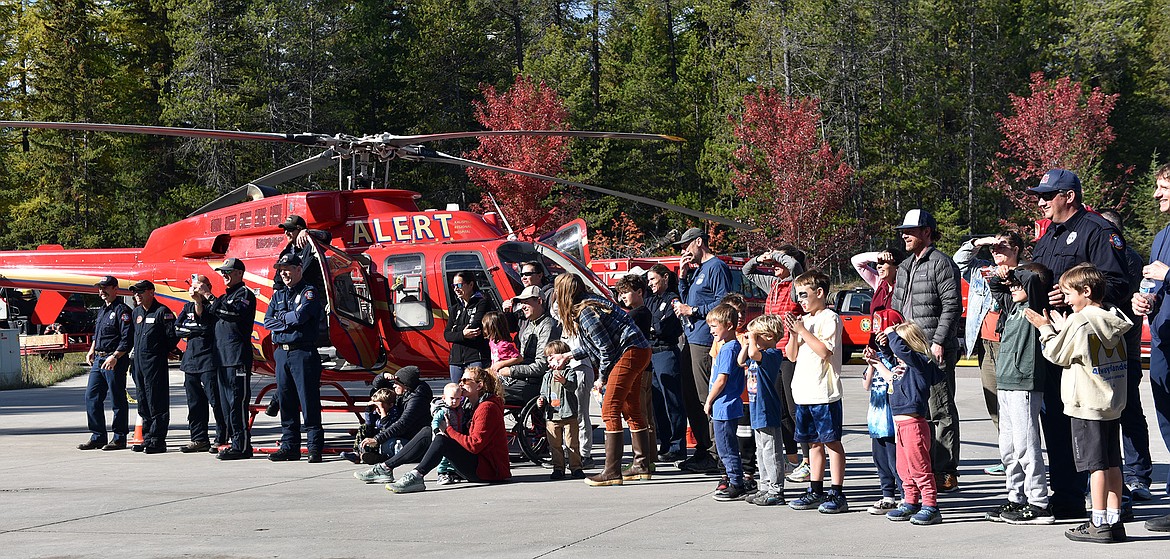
[466,76,578,236]
[729,89,858,269]
[989,72,1125,219]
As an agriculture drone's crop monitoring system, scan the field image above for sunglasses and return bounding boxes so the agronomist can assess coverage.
[520,271,540,277]
[458,377,476,384]
[877,260,896,266]
[1007,283,1024,290]
[452,282,465,288]
[1037,190,1066,201]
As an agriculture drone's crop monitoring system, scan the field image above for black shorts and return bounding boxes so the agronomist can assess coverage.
[1070,417,1122,472]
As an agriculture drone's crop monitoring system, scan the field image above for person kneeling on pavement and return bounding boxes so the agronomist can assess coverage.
[356,366,511,492]
[346,366,433,466]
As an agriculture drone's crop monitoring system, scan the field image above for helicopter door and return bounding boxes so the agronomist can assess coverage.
[539,218,590,266]
[313,243,384,369]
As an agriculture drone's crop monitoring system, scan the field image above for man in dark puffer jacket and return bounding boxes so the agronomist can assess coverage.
[891,209,964,493]
[355,366,433,473]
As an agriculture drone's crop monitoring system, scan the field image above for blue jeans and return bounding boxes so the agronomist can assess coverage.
[84,357,130,443]
[1120,355,1153,486]
[449,362,484,384]
[713,418,743,487]
[649,349,687,454]
[1150,343,1170,492]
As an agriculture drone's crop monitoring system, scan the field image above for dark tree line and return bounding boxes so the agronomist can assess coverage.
[1,0,1168,265]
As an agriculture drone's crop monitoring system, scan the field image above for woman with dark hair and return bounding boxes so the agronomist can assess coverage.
[374,366,510,493]
[954,230,1026,476]
[645,264,688,461]
[548,274,652,486]
[443,271,492,383]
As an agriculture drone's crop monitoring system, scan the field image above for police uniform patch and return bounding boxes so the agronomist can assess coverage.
[305,289,315,300]
[1066,231,1078,245]
[1110,233,1125,250]
[136,315,143,324]
[120,313,130,322]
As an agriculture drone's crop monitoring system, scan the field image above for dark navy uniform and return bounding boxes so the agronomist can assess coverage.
[176,299,224,446]
[1032,207,1132,512]
[131,300,178,451]
[646,290,687,456]
[263,280,325,455]
[85,300,134,445]
[210,282,257,453]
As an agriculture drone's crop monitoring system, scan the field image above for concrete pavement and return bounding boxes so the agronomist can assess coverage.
[1,362,1168,558]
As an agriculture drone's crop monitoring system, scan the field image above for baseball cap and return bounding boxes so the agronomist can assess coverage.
[672,227,706,247]
[128,280,155,293]
[215,258,246,272]
[274,253,302,268]
[512,285,543,302]
[894,209,938,231]
[278,214,308,231]
[1027,169,1082,194]
[94,276,119,288]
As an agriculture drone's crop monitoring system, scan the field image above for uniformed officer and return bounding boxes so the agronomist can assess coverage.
[78,276,134,451]
[1029,168,1131,519]
[263,253,325,463]
[209,258,258,460]
[176,274,225,453]
[128,280,179,454]
[275,214,330,291]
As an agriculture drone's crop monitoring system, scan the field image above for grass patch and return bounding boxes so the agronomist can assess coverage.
[0,352,88,390]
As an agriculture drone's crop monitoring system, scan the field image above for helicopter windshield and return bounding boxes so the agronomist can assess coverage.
[497,241,609,298]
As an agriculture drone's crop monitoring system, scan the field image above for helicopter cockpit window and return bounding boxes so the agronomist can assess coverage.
[385,254,431,329]
[496,241,557,294]
[731,270,768,300]
[443,252,502,310]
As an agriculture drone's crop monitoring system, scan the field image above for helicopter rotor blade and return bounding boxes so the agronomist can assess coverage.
[403,146,755,231]
[248,148,340,188]
[384,130,685,145]
[0,121,328,146]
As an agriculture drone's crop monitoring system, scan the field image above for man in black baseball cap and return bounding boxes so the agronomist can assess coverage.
[1028,167,1131,520]
[128,277,178,453]
[79,275,134,451]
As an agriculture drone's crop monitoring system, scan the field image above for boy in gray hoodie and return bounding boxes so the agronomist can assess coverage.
[987,263,1054,525]
[1026,263,1133,544]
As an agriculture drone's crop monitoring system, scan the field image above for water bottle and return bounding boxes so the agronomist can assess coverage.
[1140,278,1157,315]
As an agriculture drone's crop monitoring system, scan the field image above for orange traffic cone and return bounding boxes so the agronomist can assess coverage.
[129,414,144,445]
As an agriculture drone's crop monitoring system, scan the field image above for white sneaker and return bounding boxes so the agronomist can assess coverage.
[786,461,810,483]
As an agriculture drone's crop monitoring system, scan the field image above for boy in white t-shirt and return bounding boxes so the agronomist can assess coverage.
[783,270,846,514]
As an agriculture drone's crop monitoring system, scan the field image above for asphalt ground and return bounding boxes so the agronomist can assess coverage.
[2,361,1169,558]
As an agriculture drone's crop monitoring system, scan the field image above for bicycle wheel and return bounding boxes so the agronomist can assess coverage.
[517,397,550,465]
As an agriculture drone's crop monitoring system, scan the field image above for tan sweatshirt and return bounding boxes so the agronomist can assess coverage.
[1037,305,1132,421]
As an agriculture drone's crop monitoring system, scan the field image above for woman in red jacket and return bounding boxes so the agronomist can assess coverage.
[383,366,511,493]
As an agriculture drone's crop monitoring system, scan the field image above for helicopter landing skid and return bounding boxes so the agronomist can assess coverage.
[247,380,365,455]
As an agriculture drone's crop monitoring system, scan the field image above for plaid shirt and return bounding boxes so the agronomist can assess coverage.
[570,296,650,379]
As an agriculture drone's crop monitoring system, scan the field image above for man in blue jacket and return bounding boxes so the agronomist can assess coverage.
[1131,164,1170,532]
[263,253,325,463]
[674,227,730,474]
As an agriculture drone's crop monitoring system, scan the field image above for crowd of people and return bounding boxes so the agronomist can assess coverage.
[75,168,1170,544]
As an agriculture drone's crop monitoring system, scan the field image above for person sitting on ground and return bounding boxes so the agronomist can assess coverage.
[380,366,511,493]
[431,383,470,486]
[351,366,433,474]
[341,388,400,464]
[538,340,584,480]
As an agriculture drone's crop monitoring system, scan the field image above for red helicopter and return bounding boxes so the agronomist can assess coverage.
[0,121,751,415]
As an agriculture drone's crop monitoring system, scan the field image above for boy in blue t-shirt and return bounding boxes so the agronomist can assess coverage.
[704,303,746,501]
[739,314,787,506]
